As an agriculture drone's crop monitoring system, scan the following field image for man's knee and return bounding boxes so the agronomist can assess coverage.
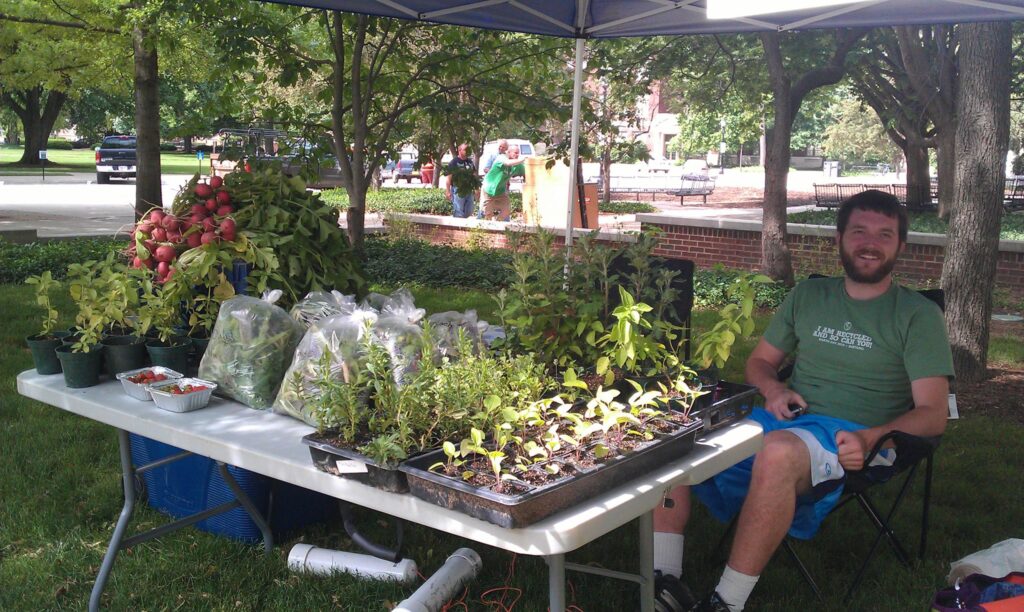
[751,431,810,485]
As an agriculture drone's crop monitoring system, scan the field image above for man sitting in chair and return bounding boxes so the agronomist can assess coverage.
[652,189,954,612]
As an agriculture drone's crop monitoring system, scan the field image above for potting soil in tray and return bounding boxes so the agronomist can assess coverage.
[399,419,703,528]
[684,381,758,434]
[302,433,409,493]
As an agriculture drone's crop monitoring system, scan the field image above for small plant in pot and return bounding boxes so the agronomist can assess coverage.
[691,271,772,385]
[24,271,66,375]
[100,263,150,376]
[140,277,191,374]
[54,292,107,388]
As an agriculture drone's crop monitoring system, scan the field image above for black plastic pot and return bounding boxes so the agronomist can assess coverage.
[303,434,409,493]
[400,419,703,528]
[189,334,211,369]
[681,380,757,434]
[102,335,149,376]
[25,334,64,375]
[55,344,105,388]
[146,337,191,374]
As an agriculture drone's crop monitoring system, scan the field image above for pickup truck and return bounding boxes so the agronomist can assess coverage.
[94,135,137,184]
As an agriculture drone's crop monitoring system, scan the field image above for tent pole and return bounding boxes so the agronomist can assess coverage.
[565,35,586,261]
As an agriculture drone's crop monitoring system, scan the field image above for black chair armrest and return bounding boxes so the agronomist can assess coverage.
[860,430,940,474]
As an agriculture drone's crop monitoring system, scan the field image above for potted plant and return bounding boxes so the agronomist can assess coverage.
[141,277,192,374]
[100,262,150,376]
[24,271,66,374]
[691,271,772,384]
[54,272,107,388]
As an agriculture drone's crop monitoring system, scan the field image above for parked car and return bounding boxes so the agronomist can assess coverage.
[681,158,710,178]
[94,135,137,184]
[393,159,418,183]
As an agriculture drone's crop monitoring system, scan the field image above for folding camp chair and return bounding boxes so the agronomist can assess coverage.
[608,256,695,361]
[719,282,949,601]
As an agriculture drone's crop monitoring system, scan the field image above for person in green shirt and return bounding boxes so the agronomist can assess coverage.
[480,145,526,221]
[652,190,954,612]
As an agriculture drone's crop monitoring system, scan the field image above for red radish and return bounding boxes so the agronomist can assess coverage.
[216,205,233,217]
[202,217,217,231]
[221,229,236,242]
[219,218,236,234]
[132,257,143,268]
[162,216,180,231]
[151,227,167,242]
[205,198,217,212]
[149,209,165,224]
[137,222,154,235]
[190,204,206,216]
[195,183,213,199]
[156,261,170,277]
[165,267,176,281]
[209,176,223,189]
[201,231,218,245]
[144,239,156,251]
[154,245,177,263]
[186,232,202,248]
[215,191,231,206]
[165,230,181,243]
[190,212,206,225]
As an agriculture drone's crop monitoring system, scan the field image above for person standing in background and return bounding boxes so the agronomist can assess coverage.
[481,145,525,221]
[445,143,476,218]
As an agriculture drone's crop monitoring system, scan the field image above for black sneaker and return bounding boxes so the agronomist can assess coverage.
[691,591,732,612]
[654,571,696,612]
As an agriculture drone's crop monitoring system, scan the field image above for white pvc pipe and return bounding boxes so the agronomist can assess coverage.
[287,543,418,583]
[564,35,588,263]
[393,547,483,612]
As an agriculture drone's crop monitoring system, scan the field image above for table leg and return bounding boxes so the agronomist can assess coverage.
[216,462,273,554]
[638,510,655,612]
[89,429,136,612]
[547,553,566,612]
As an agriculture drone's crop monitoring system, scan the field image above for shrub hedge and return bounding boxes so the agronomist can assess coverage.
[0,238,127,284]
[45,138,73,150]
[789,209,1024,241]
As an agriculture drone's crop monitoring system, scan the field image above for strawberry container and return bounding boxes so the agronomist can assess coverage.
[116,366,184,401]
[148,377,218,413]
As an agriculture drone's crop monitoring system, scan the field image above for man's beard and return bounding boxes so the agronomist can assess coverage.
[839,241,898,284]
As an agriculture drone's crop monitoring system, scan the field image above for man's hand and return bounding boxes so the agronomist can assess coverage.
[836,430,868,471]
[763,387,807,420]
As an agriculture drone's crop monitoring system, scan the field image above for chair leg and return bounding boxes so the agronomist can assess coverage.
[782,539,824,602]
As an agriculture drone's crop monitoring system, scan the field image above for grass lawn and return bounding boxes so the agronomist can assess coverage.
[2,282,1023,611]
[0,144,205,176]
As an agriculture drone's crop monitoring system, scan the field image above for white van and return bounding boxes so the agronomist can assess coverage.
[479,139,536,175]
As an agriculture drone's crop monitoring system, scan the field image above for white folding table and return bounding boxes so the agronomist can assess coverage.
[16,370,762,612]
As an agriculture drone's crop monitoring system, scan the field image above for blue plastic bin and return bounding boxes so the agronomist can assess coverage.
[129,434,337,542]
[225,260,252,296]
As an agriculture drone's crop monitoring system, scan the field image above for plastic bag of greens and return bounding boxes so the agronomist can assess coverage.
[372,313,426,386]
[272,309,378,426]
[289,290,356,328]
[361,287,425,324]
[198,290,305,409]
[427,310,488,358]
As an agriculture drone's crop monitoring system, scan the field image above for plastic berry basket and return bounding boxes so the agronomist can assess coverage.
[148,378,218,413]
[116,367,185,401]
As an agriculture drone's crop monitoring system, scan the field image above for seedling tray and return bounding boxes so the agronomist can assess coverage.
[302,433,409,493]
[399,419,702,528]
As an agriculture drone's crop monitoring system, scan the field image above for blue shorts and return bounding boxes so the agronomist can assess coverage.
[693,408,868,540]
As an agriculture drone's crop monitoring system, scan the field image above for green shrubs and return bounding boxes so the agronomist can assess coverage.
[363,237,512,289]
[695,266,788,310]
[322,188,525,217]
[0,238,128,284]
[44,138,73,150]
[600,201,658,214]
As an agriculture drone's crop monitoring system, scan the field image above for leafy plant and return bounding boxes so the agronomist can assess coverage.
[24,271,60,337]
[65,261,108,352]
[693,271,773,370]
[442,164,482,198]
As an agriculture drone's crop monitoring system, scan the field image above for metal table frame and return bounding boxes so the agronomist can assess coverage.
[16,371,762,612]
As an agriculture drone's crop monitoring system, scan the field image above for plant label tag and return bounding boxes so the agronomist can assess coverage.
[947,394,959,420]
[334,459,369,474]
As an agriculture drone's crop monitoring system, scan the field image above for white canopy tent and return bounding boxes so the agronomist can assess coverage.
[259,0,1024,248]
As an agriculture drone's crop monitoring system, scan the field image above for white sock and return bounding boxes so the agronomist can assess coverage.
[714,565,759,612]
[653,532,685,578]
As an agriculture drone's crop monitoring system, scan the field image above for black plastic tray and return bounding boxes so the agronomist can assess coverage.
[686,381,758,433]
[302,433,409,493]
[399,419,703,528]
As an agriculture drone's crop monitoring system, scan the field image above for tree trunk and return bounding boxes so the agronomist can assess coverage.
[904,139,930,207]
[133,23,162,219]
[762,123,795,285]
[934,129,956,218]
[601,149,612,204]
[3,87,66,165]
[183,136,194,154]
[941,22,1011,383]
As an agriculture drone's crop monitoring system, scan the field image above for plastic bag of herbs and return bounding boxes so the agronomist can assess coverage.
[427,310,488,358]
[289,290,357,329]
[273,308,379,426]
[198,290,305,409]
[361,287,425,324]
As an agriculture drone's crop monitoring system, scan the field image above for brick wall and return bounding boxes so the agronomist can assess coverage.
[400,214,633,251]
[638,215,1024,290]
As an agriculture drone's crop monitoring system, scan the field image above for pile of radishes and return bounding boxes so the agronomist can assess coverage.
[131,175,238,283]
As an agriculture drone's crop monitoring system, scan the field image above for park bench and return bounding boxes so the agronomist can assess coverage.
[814,182,937,211]
[1005,178,1024,212]
[594,173,685,202]
[673,174,716,204]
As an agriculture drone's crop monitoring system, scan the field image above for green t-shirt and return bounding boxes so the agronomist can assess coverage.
[763,277,953,427]
[482,156,525,197]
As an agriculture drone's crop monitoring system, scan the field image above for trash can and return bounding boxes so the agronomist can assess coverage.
[823,160,841,178]
[420,163,434,185]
